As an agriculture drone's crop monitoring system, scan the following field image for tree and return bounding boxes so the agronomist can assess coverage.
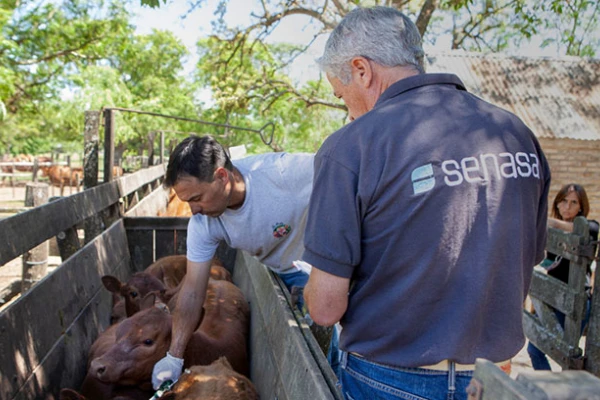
[1,0,201,158]
[142,0,596,152]
[195,34,345,152]
[0,0,133,154]
[58,29,200,162]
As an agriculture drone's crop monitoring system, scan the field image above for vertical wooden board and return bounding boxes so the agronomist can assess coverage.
[175,229,187,256]
[12,290,114,400]
[155,229,176,260]
[233,251,340,400]
[127,229,154,272]
[0,221,131,400]
[471,359,540,400]
[215,241,236,273]
[234,255,283,400]
[585,279,600,376]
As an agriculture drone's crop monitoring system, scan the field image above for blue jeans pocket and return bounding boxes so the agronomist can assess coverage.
[341,352,472,400]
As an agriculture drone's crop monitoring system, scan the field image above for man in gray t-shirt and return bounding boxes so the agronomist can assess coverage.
[150,135,323,389]
[303,7,550,400]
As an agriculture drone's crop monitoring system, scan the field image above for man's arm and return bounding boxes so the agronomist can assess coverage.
[304,267,350,327]
[169,259,212,357]
[152,259,211,389]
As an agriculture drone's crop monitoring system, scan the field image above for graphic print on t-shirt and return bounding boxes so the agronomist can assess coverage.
[272,222,291,238]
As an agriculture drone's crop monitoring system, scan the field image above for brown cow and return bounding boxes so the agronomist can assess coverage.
[102,273,170,323]
[41,165,84,187]
[146,255,231,288]
[158,188,192,217]
[103,256,231,323]
[59,295,162,400]
[162,357,259,400]
[88,279,250,389]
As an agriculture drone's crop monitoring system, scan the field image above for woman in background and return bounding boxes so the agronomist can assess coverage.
[527,183,599,370]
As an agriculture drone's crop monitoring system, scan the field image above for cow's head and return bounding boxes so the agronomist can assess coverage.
[89,293,173,386]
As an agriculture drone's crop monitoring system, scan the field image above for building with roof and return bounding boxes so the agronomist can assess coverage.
[426,51,600,221]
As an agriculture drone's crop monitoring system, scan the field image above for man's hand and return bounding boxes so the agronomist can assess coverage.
[152,352,184,390]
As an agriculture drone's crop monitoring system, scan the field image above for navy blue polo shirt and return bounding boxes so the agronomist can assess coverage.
[303,73,551,367]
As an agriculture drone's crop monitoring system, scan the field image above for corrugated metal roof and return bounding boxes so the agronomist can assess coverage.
[425,51,600,140]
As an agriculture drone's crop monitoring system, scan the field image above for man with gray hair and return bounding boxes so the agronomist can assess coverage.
[302,6,550,400]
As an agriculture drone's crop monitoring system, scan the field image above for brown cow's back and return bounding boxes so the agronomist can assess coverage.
[163,357,259,400]
[146,255,232,288]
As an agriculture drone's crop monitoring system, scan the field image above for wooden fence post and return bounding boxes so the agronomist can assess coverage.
[159,131,165,164]
[104,108,115,183]
[84,110,102,244]
[21,182,49,292]
[49,196,81,261]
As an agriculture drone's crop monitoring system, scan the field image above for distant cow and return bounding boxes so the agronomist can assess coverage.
[41,165,84,187]
[162,357,259,400]
[88,279,250,390]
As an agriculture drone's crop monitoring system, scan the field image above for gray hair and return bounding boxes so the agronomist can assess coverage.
[317,6,425,83]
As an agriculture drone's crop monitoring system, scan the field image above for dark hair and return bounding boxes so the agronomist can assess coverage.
[551,183,590,220]
[164,135,232,188]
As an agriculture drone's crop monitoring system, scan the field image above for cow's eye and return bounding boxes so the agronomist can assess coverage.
[144,339,153,346]
[130,291,138,298]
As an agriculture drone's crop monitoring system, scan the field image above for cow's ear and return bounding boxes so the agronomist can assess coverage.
[161,393,176,400]
[140,292,157,310]
[101,276,122,294]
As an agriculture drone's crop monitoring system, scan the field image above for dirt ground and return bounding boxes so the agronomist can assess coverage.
[0,184,561,379]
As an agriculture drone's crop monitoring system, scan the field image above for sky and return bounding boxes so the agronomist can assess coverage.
[131,0,328,82]
[129,0,563,92]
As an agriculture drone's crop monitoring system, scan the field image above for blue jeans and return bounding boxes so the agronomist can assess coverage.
[340,352,473,400]
[278,270,341,378]
[527,297,591,370]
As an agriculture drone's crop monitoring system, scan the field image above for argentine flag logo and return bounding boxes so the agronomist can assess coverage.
[412,164,435,195]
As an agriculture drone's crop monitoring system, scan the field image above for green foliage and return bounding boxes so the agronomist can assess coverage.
[194,33,347,153]
[140,0,169,9]
[0,0,200,157]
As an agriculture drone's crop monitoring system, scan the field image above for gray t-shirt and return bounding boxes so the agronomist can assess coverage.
[187,152,314,274]
[303,74,551,367]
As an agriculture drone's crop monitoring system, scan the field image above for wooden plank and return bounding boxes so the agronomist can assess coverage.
[83,110,100,190]
[233,251,342,400]
[124,217,189,231]
[523,311,584,370]
[127,228,154,272]
[0,181,120,266]
[13,292,114,400]
[125,186,169,217]
[528,271,579,317]
[0,220,131,399]
[125,217,190,271]
[155,229,176,259]
[516,370,600,399]
[103,109,115,183]
[585,265,600,377]
[175,229,187,257]
[117,164,165,197]
[469,359,545,399]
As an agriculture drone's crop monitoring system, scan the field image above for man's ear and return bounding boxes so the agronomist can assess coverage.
[350,56,373,88]
[214,167,229,183]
